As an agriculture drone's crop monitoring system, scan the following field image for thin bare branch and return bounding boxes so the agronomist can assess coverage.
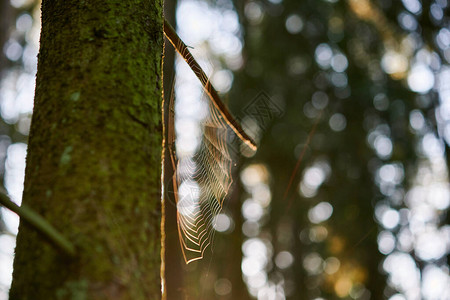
[163,19,258,151]
[0,192,76,257]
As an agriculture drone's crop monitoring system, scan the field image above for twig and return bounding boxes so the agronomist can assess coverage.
[0,193,76,257]
[283,109,323,203]
[163,19,258,151]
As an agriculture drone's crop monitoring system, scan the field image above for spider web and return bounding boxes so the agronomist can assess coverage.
[164,20,256,264]
[175,95,234,264]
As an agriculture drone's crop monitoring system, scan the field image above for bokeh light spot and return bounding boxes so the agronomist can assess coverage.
[214,278,232,296]
[329,113,347,132]
[275,251,294,269]
[407,64,435,94]
[308,202,333,224]
[285,14,303,34]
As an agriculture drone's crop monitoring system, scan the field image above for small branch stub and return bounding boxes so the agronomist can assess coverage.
[0,193,76,257]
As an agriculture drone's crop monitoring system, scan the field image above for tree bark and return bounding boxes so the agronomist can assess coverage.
[10,1,163,299]
[161,1,187,300]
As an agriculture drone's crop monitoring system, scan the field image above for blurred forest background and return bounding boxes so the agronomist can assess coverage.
[0,0,449,299]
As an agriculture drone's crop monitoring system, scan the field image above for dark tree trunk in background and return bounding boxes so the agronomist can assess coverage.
[0,0,13,73]
[162,0,187,299]
[10,1,164,299]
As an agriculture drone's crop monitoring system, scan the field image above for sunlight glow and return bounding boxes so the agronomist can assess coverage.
[0,235,15,300]
[303,252,323,275]
[383,252,421,296]
[407,64,435,94]
[214,278,232,296]
[177,1,217,43]
[401,0,422,15]
[315,44,333,69]
[0,73,35,123]
[177,180,200,216]
[311,91,329,110]
[324,257,340,275]
[212,70,233,93]
[331,53,348,73]
[4,40,22,61]
[308,202,333,224]
[398,12,418,31]
[374,135,393,159]
[409,109,425,131]
[285,14,303,34]
[309,226,328,243]
[414,228,448,261]
[242,199,264,222]
[213,213,232,232]
[240,162,278,296]
[329,113,347,131]
[242,238,270,276]
[242,220,260,237]
[300,160,330,198]
[241,164,269,188]
[421,265,450,299]
[381,209,400,229]
[275,251,294,269]
[381,51,408,77]
[373,93,389,111]
[377,163,404,185]
[245,2,264,25]
[378,230,396,255]
[4,143,26,205]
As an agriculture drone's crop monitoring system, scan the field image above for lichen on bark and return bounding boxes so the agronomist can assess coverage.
[10,1,164,299]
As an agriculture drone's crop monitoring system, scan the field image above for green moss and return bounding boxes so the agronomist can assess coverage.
[56,279,88,300]
[70,92,81,101]
[59,146,73,166]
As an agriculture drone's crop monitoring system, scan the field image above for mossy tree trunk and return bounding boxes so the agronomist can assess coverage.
[10,1,163,299]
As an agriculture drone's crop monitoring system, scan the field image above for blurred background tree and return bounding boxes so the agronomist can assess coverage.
[1,0,449,299]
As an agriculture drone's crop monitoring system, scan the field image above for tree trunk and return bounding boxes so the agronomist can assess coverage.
[10,1,163,299]
[161,0,187,300]
[0,0,13,74]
